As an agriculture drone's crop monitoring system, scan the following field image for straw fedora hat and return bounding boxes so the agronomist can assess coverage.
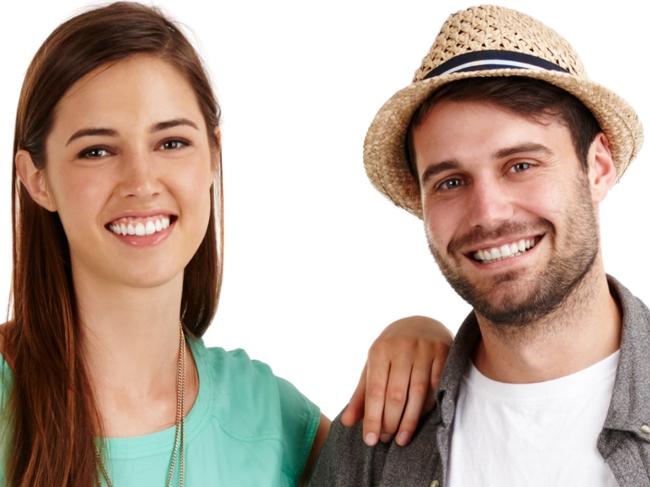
[364,5,643,218]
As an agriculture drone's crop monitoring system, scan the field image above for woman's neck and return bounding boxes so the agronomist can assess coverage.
[72,263,197,436]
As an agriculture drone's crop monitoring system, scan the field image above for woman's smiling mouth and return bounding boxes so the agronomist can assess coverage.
[107,214,174,236]
[105,214,178,246]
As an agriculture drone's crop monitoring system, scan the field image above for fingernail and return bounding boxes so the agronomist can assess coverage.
[397,431,411,446]
[364,432,378,446]
[380,433,393,444]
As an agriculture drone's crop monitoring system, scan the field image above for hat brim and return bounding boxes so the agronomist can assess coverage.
[363,68,643,218]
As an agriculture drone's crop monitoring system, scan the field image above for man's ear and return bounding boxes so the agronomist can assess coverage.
[587,133,617,204]
[15,150,57,212]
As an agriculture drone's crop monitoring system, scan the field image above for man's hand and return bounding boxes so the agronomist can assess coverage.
[341,316,452,446]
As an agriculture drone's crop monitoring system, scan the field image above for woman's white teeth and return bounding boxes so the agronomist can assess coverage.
[474,238,537,263]
[108,216,171,237]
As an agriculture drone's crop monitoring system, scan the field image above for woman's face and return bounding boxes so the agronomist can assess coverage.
[40,54,216,289]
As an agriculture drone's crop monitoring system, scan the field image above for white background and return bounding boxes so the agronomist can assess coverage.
[1,1,648,419]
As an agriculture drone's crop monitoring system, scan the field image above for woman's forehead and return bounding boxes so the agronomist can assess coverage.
[51,55,207,137]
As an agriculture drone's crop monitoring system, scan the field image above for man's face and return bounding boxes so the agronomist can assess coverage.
[412,100,600,326]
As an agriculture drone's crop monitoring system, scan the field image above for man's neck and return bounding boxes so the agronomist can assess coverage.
[473,259,621,383]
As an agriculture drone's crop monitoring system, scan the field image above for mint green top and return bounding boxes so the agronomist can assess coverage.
[0,338,321,486]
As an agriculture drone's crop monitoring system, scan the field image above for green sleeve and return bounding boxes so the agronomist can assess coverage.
[0,354,12,486]
[276,376,321,480]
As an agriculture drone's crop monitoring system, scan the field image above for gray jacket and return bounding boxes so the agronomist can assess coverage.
[309,277,650,486]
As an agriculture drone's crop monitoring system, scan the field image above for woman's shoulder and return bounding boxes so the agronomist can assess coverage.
[0,323,14,402]
[0,322,12,370]
[192,338,278,392]
[191,338,319,442]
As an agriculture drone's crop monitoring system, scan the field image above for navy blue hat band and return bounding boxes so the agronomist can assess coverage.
[423,50,569,80]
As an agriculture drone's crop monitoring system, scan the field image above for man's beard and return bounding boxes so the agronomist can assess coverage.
[428,178,599,327]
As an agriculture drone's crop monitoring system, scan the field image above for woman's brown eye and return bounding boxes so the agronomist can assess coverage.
[161,139,188,150]
[80,147,110,158]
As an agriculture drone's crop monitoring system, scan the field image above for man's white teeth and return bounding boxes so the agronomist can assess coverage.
[108,216,171,237]
[473,238,537,263]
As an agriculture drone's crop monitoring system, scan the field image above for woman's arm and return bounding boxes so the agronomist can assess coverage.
[300,316,452,483]
[343,316,452,446]
[300,414,331,485]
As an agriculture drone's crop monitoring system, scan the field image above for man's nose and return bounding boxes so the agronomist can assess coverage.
[465,178,514,229]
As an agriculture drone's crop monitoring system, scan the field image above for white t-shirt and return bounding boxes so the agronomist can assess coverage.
[448,351,620,487]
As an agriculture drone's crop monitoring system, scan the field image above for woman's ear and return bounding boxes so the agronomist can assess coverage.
[211,127,222,174]
[213,127,221,149]
[15,150,57,211]
[587,133,617,204]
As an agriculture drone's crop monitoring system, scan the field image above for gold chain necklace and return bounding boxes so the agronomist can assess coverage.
[96,322,186,487]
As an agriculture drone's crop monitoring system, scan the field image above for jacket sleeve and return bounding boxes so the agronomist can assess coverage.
[308,414,390,486]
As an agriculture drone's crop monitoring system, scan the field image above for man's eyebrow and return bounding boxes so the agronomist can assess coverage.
[151,118,199,132]
[419,143,553,185]
[66,128,117,146]
[420,160,461,186]
[493,142,553,159]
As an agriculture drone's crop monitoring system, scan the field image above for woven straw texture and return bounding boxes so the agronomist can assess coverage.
[364,5,643,218]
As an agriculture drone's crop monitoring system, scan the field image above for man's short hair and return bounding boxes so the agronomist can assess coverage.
[405,77,602,180]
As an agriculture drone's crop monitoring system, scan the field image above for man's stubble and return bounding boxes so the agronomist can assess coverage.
[427,173,599,330]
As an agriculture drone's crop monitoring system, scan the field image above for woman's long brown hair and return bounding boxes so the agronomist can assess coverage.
[5,3,223,485]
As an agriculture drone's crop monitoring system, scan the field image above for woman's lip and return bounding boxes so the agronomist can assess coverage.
[105,210,177,225]
[107,219,175,247]
[105,215,178,230]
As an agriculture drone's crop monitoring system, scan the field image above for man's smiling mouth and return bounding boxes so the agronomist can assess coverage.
[470,236,542,264]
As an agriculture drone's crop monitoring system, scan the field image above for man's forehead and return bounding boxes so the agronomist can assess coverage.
[415,99,562,135]
[412,100,568,174]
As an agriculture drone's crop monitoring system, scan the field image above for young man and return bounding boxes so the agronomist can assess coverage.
[309,5,649,487]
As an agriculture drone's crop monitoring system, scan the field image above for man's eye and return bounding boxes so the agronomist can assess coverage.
[79,147,110,159]
[511,162,532,173]
[437,178,464,191]
[159,139,189,150]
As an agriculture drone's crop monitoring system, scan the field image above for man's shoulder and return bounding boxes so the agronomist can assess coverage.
[614,279,650,324]
[308,417,389,486]
[309,411,445,487]
[609,277,650,354]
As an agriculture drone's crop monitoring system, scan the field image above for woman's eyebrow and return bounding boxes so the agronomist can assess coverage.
[65,118,200,146]
[66,127,117,146]
[150,118,199,132]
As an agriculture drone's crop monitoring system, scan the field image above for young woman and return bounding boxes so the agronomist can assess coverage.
[1,2,451,486]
